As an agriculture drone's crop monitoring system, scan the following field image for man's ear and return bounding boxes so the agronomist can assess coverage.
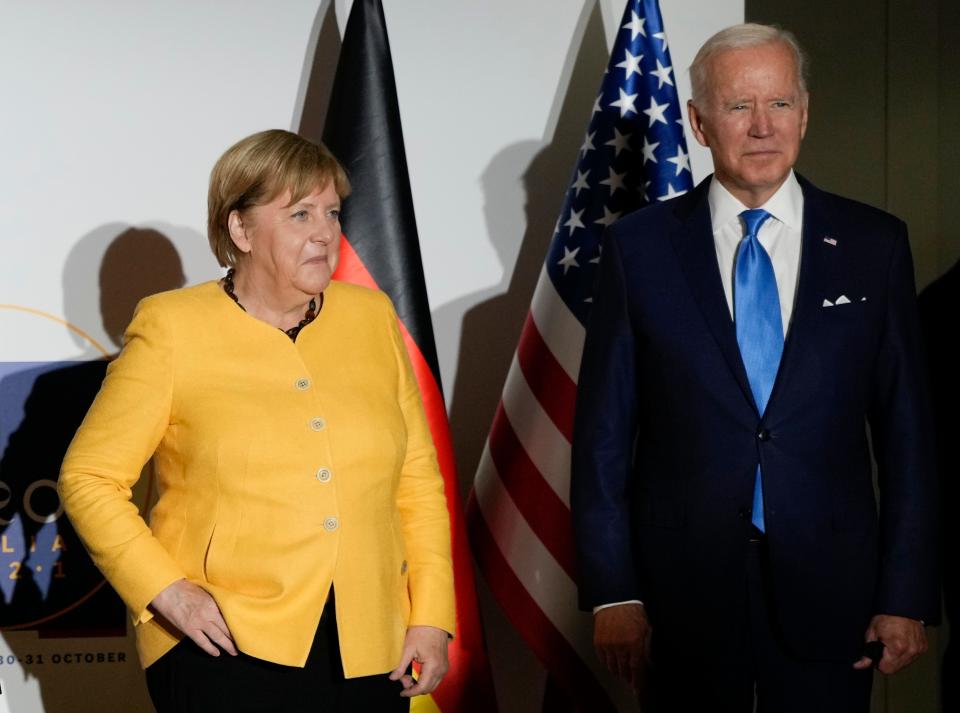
[687,100,710,148]
[799,93,810,141]
[228,209,252,255]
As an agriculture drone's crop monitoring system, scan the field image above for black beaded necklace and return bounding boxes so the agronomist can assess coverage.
[222,268,323,342]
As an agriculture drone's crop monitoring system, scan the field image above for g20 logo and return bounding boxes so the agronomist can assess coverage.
[0,305,150,631]
[0,479,67,596]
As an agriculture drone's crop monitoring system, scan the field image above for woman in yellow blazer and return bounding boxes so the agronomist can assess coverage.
[59,129,455,712]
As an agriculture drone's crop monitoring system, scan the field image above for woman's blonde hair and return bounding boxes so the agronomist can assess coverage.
[207,129,351,267]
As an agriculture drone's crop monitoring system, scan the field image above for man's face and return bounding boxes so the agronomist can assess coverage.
[688,41,808,207]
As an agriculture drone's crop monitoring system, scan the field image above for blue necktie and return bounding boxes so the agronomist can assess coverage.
[734,209,782,533]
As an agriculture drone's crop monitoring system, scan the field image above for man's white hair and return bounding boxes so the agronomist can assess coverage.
[689,23,809,106]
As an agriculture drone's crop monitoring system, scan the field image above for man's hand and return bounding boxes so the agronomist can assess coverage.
[150,579,237,657]
[389,625,449,697]
[853,614,927,674]
[594,603,651,692]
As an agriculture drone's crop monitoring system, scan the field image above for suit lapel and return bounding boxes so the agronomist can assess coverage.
[668,178,758,413]
[766,176,833,414]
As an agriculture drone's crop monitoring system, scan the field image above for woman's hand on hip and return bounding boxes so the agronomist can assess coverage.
[389,625,449,697]
[150,579,238,657]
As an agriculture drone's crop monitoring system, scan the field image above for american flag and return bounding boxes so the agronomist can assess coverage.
[466,0,693,709]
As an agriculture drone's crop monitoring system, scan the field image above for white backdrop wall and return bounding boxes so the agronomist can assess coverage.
[0,1,740,711]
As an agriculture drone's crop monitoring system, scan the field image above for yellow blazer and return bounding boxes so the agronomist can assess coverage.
[59,280,455,676]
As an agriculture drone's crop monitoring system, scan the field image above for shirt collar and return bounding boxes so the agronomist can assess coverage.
[707,170,803,232]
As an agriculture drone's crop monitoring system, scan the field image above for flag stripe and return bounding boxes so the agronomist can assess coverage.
[473,452,589,658]
[467,498,618,713]
[473,444,637,711]
[487,406,576,579]
[333,237,380,291]
[530,270,586,380]
[500,356,571,507]
[321,0,442,388]
[516,313,576,442]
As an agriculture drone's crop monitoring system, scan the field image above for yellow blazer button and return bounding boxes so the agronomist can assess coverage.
[323,517,339,532]
[400,560,408,575]
[310,417,326,431]
[296,378,311,390]
[316,468,332,482]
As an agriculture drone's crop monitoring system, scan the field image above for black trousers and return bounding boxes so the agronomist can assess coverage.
[145,596,408,713]
[647,536,873,713]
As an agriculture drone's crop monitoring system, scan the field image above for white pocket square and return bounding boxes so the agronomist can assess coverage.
[823,294,867,308]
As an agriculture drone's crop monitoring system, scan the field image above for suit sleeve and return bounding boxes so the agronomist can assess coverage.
[384,297,456,636]
[58,297,186,624]
[867,224,940,623]
[571,229,642,610]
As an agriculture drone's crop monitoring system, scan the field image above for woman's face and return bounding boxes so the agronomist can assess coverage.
[231,181,342,298]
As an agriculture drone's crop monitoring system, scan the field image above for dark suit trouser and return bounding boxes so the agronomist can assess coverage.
[647,537,873,713]
[145,593,408,713]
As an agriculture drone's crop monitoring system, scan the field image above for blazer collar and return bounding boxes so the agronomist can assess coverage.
[764,175,836,417]
[668,176,758,411]
[668,173,836,417]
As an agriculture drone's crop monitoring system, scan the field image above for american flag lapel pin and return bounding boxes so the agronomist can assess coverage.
[823,236,837,246]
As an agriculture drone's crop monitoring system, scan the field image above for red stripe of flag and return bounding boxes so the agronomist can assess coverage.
[333,237,379,290]
[396,322,491,711]
[487,405,576,579]
[516,313,577,441]
[467,501,617,713]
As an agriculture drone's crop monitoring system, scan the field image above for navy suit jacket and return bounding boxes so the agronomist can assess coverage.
[571,174,939,661]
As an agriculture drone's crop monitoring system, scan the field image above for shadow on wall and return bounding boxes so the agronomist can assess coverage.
[0,226,187,713]
[62,224,211,355]
[294,0,340,145]
[437,0,610,502]
[918,259,960,713]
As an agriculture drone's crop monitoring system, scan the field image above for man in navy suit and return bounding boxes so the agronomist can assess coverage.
[571,24,938,712]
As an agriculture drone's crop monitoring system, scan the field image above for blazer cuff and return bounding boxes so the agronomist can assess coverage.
[592,600,644,615]
[103,534,189,624]
[407,603,457,640]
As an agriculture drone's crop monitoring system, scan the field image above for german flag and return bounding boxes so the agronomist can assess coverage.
[321,2,496,711]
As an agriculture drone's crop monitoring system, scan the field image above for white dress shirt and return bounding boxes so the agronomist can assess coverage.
[710,170,804,333]
[593,172,805,616]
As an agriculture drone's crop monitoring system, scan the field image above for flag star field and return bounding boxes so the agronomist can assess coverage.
[545,0,693,326]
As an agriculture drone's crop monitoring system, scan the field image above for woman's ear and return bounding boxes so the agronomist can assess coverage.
[228,209,252,254]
